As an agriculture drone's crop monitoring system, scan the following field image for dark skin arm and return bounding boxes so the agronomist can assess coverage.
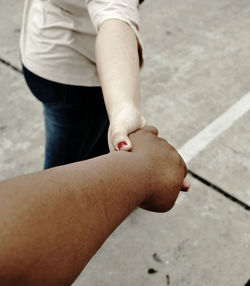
[0,126,186,286]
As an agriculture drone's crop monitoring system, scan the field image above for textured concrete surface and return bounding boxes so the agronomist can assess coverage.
[0,0,250,285]
[73,179,250,286]
[0,0,23,69]
[140,0,250,202]
[0,65,44,180]
[189,111,250,205]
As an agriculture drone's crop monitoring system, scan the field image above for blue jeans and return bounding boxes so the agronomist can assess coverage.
[22,65,109,169]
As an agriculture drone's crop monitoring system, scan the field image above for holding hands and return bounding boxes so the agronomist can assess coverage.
[108,106,191,194]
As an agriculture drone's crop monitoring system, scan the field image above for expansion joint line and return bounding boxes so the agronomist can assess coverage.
[188,169,250,211]
[0,58,22,74]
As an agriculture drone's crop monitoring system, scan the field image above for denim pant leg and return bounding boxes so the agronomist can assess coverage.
[22,65,109,169]
[43,87,110,168]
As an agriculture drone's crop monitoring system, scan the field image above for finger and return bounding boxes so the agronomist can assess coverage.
[108,130,115,152]
[110,116,147,151]
[116,137,132,151]
[181,178,191,192]
[141,125,159,136]
[109,125,132,151]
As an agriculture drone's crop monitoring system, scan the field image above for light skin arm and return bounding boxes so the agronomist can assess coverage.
[96,19,145,151]
[0,126,187,286]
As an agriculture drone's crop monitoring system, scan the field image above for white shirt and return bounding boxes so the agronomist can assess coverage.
[20,0,142,86]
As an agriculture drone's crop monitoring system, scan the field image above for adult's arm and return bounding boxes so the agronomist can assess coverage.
[0,126,186,286]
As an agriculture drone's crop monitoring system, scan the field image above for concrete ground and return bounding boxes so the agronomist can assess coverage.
[0,0,249,285]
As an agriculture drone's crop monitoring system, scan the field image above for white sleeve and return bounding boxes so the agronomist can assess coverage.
[85,0,143,63]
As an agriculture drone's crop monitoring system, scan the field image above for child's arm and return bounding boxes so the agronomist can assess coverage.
[96,18,144,151]
[86,0,143,150]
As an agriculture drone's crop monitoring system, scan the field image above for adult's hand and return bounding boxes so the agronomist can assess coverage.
[129,126,188,212]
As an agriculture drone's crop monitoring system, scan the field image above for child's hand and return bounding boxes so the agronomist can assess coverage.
[108,104,146,152]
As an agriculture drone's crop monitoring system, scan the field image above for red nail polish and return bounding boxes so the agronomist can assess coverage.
[117,141,128,150]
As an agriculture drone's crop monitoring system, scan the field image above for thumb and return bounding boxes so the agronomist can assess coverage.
[108,123,132,152]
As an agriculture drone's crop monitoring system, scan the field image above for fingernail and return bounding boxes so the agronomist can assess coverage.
[117,141,128,150]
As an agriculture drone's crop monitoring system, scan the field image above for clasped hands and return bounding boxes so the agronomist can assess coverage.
[108,104,190,211]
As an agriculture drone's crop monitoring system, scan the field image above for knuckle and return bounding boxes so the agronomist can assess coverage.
[157,137,168,148]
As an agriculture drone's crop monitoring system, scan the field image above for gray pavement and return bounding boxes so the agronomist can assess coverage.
[0,0,250,285]
[74,179,250,286]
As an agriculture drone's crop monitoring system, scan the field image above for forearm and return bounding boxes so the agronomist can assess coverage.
[0,152,146,285]
[96,19,141,120]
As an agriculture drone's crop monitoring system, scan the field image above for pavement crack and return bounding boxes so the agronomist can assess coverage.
[244,278,250,286]
[0,58,22,74]
[188,169,250,211]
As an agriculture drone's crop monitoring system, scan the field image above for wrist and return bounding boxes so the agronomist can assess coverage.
[108,151,148,206]
[108,102,140,122]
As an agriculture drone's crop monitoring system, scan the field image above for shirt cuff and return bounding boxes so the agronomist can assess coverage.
[86,1,144,66]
